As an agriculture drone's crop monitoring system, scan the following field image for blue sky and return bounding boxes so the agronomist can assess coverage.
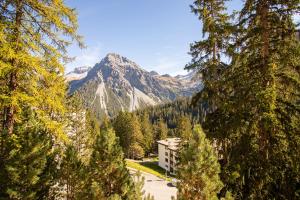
[65,0,241,75]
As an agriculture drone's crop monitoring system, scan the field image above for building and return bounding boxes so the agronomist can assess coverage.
[157,138,181,175]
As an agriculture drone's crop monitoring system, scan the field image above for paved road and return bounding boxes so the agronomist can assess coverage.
[129,168,177,200]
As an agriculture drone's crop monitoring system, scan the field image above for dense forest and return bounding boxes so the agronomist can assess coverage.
[0,0,299,200]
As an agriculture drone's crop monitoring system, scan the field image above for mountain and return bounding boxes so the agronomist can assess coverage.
[67,53,202,118]
[65,66,91,81]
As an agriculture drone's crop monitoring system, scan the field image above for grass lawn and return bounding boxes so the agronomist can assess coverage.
[126,159,171,181]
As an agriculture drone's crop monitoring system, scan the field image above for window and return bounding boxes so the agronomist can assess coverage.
[165,158,168,162]
[170,167,174,173]
[165,152,168,156]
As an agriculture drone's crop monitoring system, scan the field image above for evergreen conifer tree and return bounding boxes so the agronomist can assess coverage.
[59,146,87,200]
[0,112,58,199]
[223,1,300,198]
[113,112,144,159]
[177,125,223,200]
[87,122,140,199]
[140,112,154,155]
[188,0,300,198]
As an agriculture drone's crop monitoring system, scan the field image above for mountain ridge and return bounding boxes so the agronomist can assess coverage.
[67,53,201,118]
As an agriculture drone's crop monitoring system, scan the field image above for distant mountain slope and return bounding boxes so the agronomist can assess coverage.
[67,53,202,118]
[65,66,91,82]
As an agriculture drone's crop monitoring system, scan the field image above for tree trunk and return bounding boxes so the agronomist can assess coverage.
[3,0,23,134]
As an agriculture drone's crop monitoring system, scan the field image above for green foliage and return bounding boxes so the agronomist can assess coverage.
[66,95,95,164]
[137,97,204,129]
[86,124,141,199]
[177,125,223,200]
[188,0,300,199]
[140,112,154,156]
[59,146,87,200]
[155,118,168,140]
[176,115,193,140]
[113,111,144,159]
[0,114,58,199]
[129,143,145,160]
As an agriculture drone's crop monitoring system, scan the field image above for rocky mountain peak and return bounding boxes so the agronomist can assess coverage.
[68,53,202,119]
[102,53,141,71]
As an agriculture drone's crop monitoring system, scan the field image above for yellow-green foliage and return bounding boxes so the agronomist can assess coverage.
[0,0,83,139]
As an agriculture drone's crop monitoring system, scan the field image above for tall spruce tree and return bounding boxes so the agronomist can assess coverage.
[177,125,224,200]
[223,0,300,198]
[186,0,233,173]
[188,0,300,199]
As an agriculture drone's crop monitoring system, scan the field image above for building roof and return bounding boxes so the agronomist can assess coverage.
[157,138,181,151]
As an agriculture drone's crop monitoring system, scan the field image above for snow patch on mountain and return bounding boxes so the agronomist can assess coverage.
[66,66,91,81]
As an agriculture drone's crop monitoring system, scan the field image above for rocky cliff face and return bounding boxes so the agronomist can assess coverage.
[67,53,201,118]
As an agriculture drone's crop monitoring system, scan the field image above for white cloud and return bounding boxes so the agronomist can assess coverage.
[66,43,102,73]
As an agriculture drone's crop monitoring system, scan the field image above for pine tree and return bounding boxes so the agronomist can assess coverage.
[87,123,140,199]
[0,0,83,137]
[0,112,58,199]
[59,146,87,200]
[113,111,133,156]
[177,125,223,200]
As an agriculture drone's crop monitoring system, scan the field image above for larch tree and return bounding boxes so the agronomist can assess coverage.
[155,118,168,140]
[0,0,83,138]
[176,115,193,140]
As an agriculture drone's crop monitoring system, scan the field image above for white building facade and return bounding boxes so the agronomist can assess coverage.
[157,138,181,175]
